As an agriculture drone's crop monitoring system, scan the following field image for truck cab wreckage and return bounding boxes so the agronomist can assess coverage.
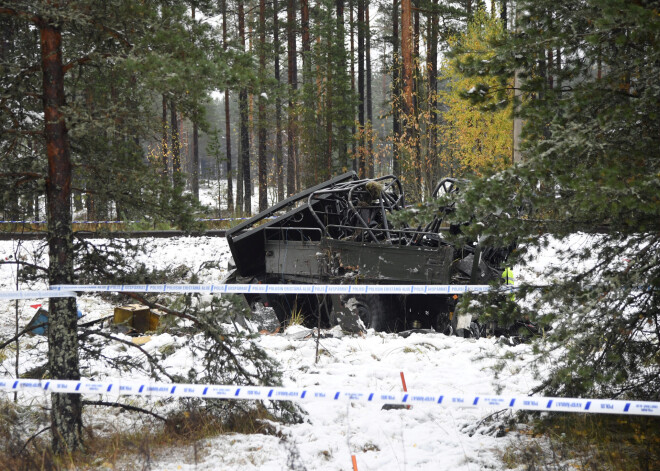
[225,171,511,336]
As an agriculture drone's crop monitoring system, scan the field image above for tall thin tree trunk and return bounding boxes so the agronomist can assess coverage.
[401,0,412,118]
[40,20,83,455]
[223,0,233,211]
[325,31,333,179]
[300,0,311,188]
[392,0,400,177]
[413,0,421,197]
[428,0,438,180]
[349,0,357,172]
[336,0,348,170]
[366,0,373,178]
[357,0,365,177]
[258,0,268,211]
[500,0,507,28]
[192,119,199,199]
[191,7,199,202]
[170,100,181,178]
[287,0,298,196]
[274,0,284,201]
[162,95,169,180]
[238,0,251,214]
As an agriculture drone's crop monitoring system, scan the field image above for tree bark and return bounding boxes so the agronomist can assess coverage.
[258,0,268,211]
[500,0,507,28]
[222,0,233,211]
[40,20,83,455]
[392,0,400,177]
[192,119,199,201]
[349,0,357,172]
[401,0,412,118]
[336,0,348,170]
[274,0,284,201]
[161,95,169,180]
[366,0,373,178]
[237,0,247,212]
[325,30,333,179]
[286,0,297,196]
[170,100,181,177]
[357,0,365,177]
[428,0,438,179]
[190,7,199,202]
[300,0,311,188]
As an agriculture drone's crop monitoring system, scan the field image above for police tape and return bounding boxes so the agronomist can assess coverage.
[0,217,257,224]
[50,283,497,294]
[1,378,658,416]
[0,284,507,300]
[0,290,77,300]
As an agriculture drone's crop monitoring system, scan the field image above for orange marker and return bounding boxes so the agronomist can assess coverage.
[400,371,411,409]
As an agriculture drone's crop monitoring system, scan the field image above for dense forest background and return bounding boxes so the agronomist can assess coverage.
[1,0,513,222]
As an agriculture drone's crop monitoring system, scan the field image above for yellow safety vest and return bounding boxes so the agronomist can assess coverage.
[501,267,515,301]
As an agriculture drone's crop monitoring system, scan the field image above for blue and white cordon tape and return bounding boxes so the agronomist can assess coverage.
[0,283,501,300]
[1,378,658,416]
[0,217,258,224]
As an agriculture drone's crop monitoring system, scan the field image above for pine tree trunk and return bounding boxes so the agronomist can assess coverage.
[40,20,83,455]
[401,0,412,119]
[300,0,311,189]
[170,100,181,178]
[274,0,284,201]
[357,0,365,177]
[222,0,233,212]
[349,0,357,172]
[365,0,373,178]
[428,0,438,180]
[336,0,348,170]
[287,0,297,196]
[392,0,400,177]
[192,120,199,200]
[500,0,507,28]
[413,0,421,197]
[325,30,333,179]
[237,0,247,212]
[161,95,169,180]
[258,0,268,211]
[191,7,199,202]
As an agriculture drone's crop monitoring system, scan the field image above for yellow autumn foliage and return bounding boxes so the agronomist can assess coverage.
[438,10,513,176]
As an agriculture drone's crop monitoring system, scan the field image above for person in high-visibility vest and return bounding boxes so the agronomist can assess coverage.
[501,267,515,301]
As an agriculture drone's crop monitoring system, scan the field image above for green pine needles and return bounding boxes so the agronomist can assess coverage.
[445,0,660,401]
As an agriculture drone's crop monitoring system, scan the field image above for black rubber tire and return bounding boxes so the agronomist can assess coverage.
[344,294,399,332]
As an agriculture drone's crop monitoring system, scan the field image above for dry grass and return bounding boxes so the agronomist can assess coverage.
[502,414,660,471]
[0,400,280,470]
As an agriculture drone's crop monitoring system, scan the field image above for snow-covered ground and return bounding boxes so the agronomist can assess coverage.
[0,236,547,470]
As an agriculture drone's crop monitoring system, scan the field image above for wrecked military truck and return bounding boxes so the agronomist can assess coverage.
[225,171,511,336]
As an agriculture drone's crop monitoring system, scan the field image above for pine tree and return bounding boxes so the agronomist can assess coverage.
[447,0,660,400]
[0,0,230,452]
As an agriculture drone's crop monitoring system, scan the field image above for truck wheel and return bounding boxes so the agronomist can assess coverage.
[344,295,399,332]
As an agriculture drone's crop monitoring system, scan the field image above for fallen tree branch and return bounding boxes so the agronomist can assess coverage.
[124,292,259,385]
[83,400,167,422]
[78,329,178,383]
[18,426,50,455]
